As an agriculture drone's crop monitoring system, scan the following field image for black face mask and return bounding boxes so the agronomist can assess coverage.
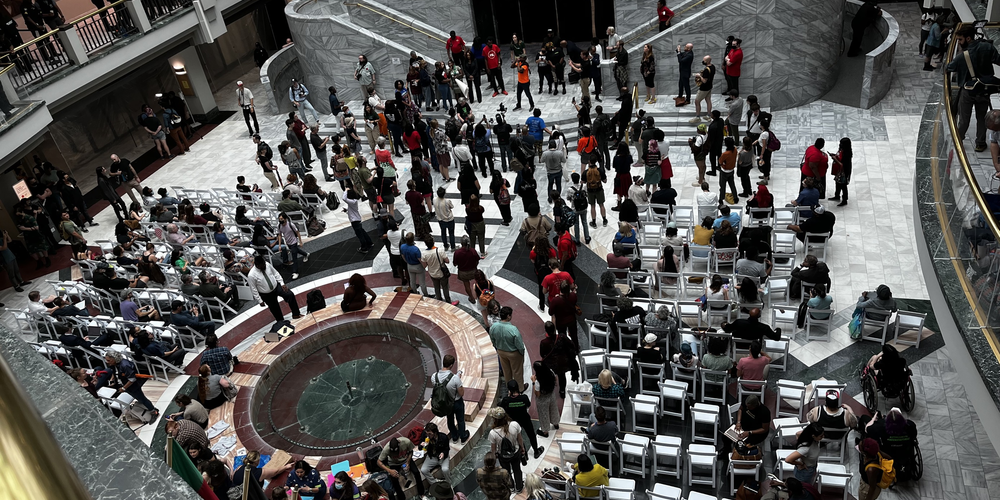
[960,40,970,49]
[703,61,709,65]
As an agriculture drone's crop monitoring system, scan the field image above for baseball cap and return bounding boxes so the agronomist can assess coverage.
[237,80,244,85]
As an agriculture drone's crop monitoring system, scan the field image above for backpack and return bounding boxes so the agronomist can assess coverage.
[365,444,384,473]
[525,219,548,245]
[592,115,610,142]
[446,119,459,140]
[493,428,518,461]
[475,134,490,153]
[326,193,340,211]
[586,167,602,190]
[571,187,588,211]
[866,455,896,489]
[766,131,781,151]
[306,215,326,236]
[478,286,495,307]
[406,425,425,446]
[497,185,511,205]
[306,289,325,313]
[430,372,456,417]
[561,204,577,226]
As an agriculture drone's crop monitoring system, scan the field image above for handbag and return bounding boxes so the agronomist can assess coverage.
[848,307,864,339]
[435,249,451,279]
[963,51,1000,94]
[222,377,239,401]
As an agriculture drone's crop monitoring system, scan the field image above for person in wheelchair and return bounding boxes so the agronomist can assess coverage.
[866,344,908,396]
[806,390,857,441]
[879,407,918,481]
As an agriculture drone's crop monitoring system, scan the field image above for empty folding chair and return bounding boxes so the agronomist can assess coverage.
[651,435,682,480]
[773,207,797,227]
[772,229,797,254]
[654,272,683,298]
[568,390,594,425]
[588,438,618,472]
[772,417,807,449]
[746,207,773,226]
[617,435,651,479]
[737,377,766,405]
[676,300,704,329]
[670,362,698,399]
[775,379,807,420]
[646,484,682,500]
[685,443,718,488]
[690,403,720,445]
[704,299,733,327]
[816,463,852,500]
[698,367,729,405]
[580,349,607,384]
[686,493,719,500]
[893,310,928,348]
[803,233,830,260]
[727,458,762,495]
[770,306,797,333]
[774,449,796,480]
[713,247,739,274]
[556,432,588,465]
[630,395,660,434]
[636,360,665,396]
[605,478,636,500]
[658,380,688,421]
[586,319,613,351]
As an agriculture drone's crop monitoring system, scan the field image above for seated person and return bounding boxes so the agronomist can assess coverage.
[746,185,773,214]
[736,340,770,388]
[786,204,836,243]
[721,308,782,342]
[612,296,645,337]
[137,255,167,286]
[701,336,733,381]
[735,277,763,307]
[704,274,730,309]
[606,242,632,269]
[168,300,216,336]
[660,224,684,248]
[789,178,819,216]
[200,333,234,376]
[128,202,146,222]
[796,283,833,328]
[197,271,233,304]
[712,220,738,249]
[157,187,180,206]
[672,342,699,368]
[735,394,771,448]
[251,224,282,252]
[636,333,664,365]
[113,246,138,266]
[582,405,619,448]
[93,264,146,291]
[867,344,908,393]
[761,478,818,500]
[857,284,898,321]
[199,203,221,223]
[51,298,90,319]
[132,327,186,366]
[152,204,176,223]
[591,369,626,402]
[649,179,677,214]
[212,222,248,247]
[277,189,305,213]
[171,248,209,274]
[735,251,771,281]
[180,274,200,296]
[805,390,857,440]
[342,273,376,312]
[285,461,327,499]
[165,223,195,246]
[613,222,638,245]
[120,289,161,322]
[301,174,328,199]
[115,223,146,250]
[27,290,58,314]
[790,254,832,300]
[235,176,252,194]
[713,205,741,232]
[691,217,715,257]
[223,248,252,275]
[141,186,159,207]
[878,407,919,480]
[572,454,609,498]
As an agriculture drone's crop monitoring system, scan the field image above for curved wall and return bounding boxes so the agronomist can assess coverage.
[634,0,846,110]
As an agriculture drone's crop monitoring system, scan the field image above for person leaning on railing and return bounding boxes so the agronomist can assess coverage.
[946,25,1000,153]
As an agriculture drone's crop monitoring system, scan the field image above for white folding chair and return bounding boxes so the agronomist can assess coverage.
[691,403,720,445]
[646,484,682,500]
[727,459,762,495]
[765,335,791,372]
[803,233,830,260]
[737,377,766,405]
[580,349,607,384]
[671,362,698,399]
[860,308,894,345]
[617,435,650,478]
[713,247,739,274]
[770,306,798,333]
[630,395,660,435]
[773,449,796,480]
[893,310,928,348]
[651,435,682,480]
[568,390,594,425]
[698,368,729,405]
[605,478,636,500]
[556,432,589,465]
[595,395,626,427]
[685,443,718,487]
[775,379,807,420]
[636,361,665,396]
[772,417,807,449]
[607,351,633,388]
[805,308,835,341]
[658,380,688,421]
[816,463,852,500]
[586,319,613,351]
[772,229,797,254]
[617,322,643,353]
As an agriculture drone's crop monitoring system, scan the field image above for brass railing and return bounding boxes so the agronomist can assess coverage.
[342,1,446,44]
[1,31,70,88]
[70,0,140,54]
[939,22,1000,360]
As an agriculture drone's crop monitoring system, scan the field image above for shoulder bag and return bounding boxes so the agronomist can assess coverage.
[963,50,1000,94]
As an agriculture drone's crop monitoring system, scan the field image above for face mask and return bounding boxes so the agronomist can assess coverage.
[703,61,709,65]
[335,483,344,490]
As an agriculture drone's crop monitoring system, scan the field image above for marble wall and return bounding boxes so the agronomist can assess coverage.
[343,0,450,60]
[285,0,441,105]
[261,45,305,115]
[846,0,899,109]
[616,0,658,37]
[0,327,200,500]
[629,0,846,110]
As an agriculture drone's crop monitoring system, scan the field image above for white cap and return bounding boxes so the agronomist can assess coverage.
[237,80,244,86]
[644,333,658,345]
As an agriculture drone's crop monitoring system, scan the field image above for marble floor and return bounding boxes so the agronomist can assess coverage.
[6,2,1000,499]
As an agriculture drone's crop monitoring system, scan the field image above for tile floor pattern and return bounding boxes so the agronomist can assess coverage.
[3,2,1000,500]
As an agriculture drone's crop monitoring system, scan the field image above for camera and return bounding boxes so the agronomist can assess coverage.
[497,102,507,115]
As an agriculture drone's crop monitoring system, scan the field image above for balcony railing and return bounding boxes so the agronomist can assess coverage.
[141,0,193,24]
[71,0,141,55]
[1,32,71,88]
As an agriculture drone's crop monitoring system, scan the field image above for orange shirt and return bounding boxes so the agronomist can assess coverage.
[517,63,530,84]
[720,149,737,172]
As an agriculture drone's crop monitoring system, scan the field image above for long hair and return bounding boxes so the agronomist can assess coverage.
[198,364,210,403]
[360,479,387,499]
[660,246,677,273]
[739,277,759,302]
[483,451,498,471]
[794,422,825,449]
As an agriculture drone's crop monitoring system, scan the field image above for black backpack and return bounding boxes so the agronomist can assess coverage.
[430,372,456,416]
[571,187,588,211]
[592,115,611,142]
[365,445,383,473]
[494,429,518,460]
[307,290,325,313]
[446,119,459,140]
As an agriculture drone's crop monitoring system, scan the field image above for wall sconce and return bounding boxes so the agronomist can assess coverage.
[173,65,187,75]
[173,64,194,96]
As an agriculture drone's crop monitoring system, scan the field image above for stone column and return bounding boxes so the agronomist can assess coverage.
[55,26,88,66]
[167,46,218,122]
[125,0,152,33]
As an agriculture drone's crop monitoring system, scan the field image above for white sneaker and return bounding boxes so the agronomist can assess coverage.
[303,253,310,263]
[292,273,300,280]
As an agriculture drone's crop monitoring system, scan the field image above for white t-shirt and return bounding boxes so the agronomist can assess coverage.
[237,87,254,107]
[431,370,463,399]
[694,135,705,150]
[386,229,402,255]
[435,198,455,222]
[489,421,523,454]
[27,301,48,313]
[343,193,361,222]
[757,131,770,150]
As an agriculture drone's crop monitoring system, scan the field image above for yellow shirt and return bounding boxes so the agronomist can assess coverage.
[573,464,609,497]
[693,225,714,246]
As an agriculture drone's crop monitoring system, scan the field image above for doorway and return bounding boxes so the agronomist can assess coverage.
[472,0,615,44]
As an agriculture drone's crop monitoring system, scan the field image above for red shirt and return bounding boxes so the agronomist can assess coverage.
[549,291,578,325]
[530,248,557,264]
[725,47,743,77]
[447,36,465,54]
[403,131,422,151]
[557,231,575,262]
[484,44,501,69]
[541,271,574,298]
[657,6,674,22]
[802,145,829,177]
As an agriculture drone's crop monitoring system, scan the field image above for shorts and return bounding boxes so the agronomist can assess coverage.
[458,269,477,281]
[152,130,166,141]
[587,189,605,205]
[695,89,711,104]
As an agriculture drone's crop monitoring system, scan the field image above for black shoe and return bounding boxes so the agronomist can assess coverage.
[581,427,589,433]
[513,106,522,111]
[534,446,545,459]
[706,171,717,176]
[585,237,591,244]
[461,430,470,443]
[589,221,597,228]
[838,200,848,206]
[553,424,559,429]
[14,287,23,292]
[828,196,841,201]
[537,429,550,438]
[451,435,460,442]
[739,192,753,197]
[602,218,608,227]
[20,281,31,286]
[611,205,620,211]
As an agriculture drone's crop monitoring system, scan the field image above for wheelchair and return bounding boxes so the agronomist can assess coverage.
[860,363,915,413]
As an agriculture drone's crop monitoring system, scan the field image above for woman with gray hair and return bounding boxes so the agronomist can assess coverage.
[104,349,158,417]
[453,235,480,303]
[644,304,679,353]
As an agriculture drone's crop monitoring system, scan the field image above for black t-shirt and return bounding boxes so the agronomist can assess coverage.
[547,47,565,66]
[257,141,273,166]
[495,123,512,145]
[740,403,771,432]
[142,115,161,132]
[699,64,715,91]
[650,188,677,211]
[111,159,134,181]
[636,346,664,365]
[93,273,130,291]
[500,394,531,422]
[800,212,836,237]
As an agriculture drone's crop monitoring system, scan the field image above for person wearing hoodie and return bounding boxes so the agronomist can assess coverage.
[857,284,898,321]
[789,255,832,300]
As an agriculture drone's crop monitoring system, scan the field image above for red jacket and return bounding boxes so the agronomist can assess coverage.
[725,47,743,77]
[446,35,465,54]
[484,44,501,69]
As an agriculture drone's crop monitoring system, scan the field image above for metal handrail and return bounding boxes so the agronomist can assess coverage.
[342,1,446,44]
[70,0,130,24]
[0,64,14,77]
[622,0,707,46]
[940,21,1000,360]
[8,29,60,55]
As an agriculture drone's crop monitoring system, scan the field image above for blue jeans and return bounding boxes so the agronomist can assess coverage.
[794,465,817,484]
[498,144,513,170]
[438,83,454,110]
[126,378,155,411]
[446,397,467,440]
[439,220,456,250]
[422,86,435,109]
[514,170,524,194]
[296,99,320,124]
[547,172,562,199]
[351,221,373,249]
[281,242,308,273]
[573,209,590,243]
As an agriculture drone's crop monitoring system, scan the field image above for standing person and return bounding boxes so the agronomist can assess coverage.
[723,38,743,98]
[466,194,487,257]
[725,90,745,142]
[253,42,268,68]
[401,232,428,296]
[592,106,612,167]
[548,41,567,95]
[446,31,466,66]
[454,236,480,303]
[248,254,302,322]
[688,123,709,187]
[556,224,578,279]
[848,0,883,57]
[236,81,258,137]
[310,125,332,181]
[464,46,483,103]
[59,212,88,254]
[542,140,564,198]
[95,166,127,221]
[737,137,755,198]
[657,0,675,31]
[431,121,453,181]
[474,121,496,177]
[254,134,281,190]
[355,54,378,97]
[161,104,191,157]
[526,108,551,160]
[484,38,507,97]
[343,186,373,253]
[569,51,593,100]
[858,438,891,500]
[15,203,50,270]
[422,236,456,304]
[514,56,534,111]
[948,25,999,152]
[548,280,579,346]
[510,33,526,62]
[829,137,852,206]
[640,44,656,103]
[676,43,694,104]
[691,55,716,123]
[431,354,470,442]
[277,212,309,280]
[756,120,774,185]
[500,379,545,459]
[923,15,942,71]
[21,1,53,61]
[489,171,513,226]
[109,154,143,207]
[494,117,514,173]
[435,61,455,111]
[802,138,829,198]
[566,173,592,245]
[288,79,320,124]
[490,306,526,389]
[586,160,608,228]
[707,110,725,176]
[434,187,456,250]
[488,407,527,492]
[612,40,629,100]
[141,106,170,159]
[0,230,28,292]
[536,45,553,95]
[590,44,604,102]
[531,361,562,437]
[476,453,513,500]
